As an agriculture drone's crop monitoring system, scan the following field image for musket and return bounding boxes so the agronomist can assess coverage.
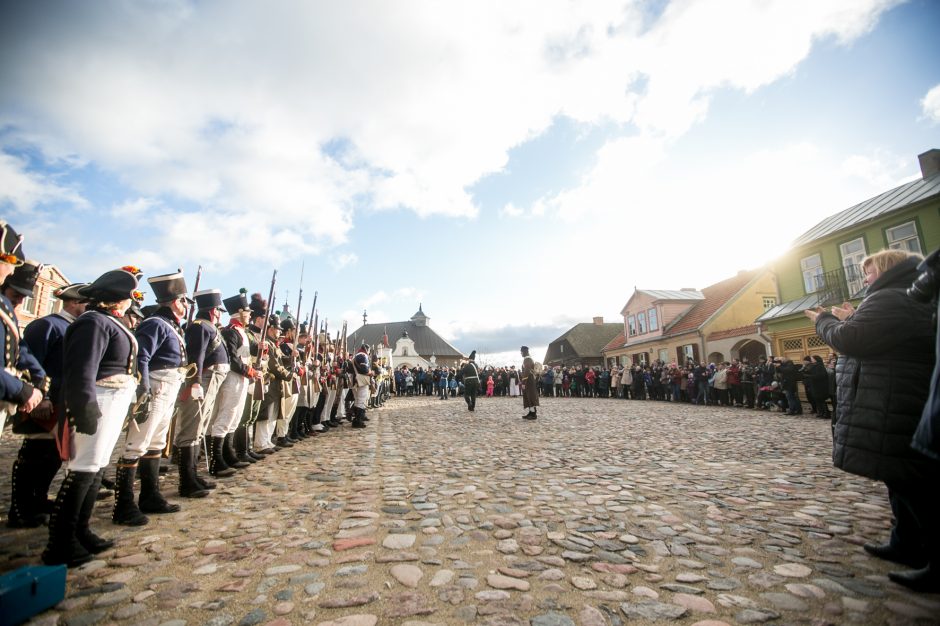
[254,270,278,403]
[187,265,202,325]
[291,262,304,361]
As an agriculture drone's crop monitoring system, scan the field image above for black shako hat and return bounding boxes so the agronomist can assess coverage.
[267,315,282,331]
[223,289,250,315]
[468,350,477,361]
[249,292,267,319]
[79,269,139,302]
[3,260,43,297]
[0,220,25,266]
[279,316,295,332]
[193,288,223,311]
[54,282,90,301]
[148,271,189,303]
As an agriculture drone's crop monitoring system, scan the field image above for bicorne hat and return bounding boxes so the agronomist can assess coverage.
[223,288,250,315]
[79,268,140,302]
[0,220,25,266]
[148,271,189,303]
[3,260,43,297]
[54,283,90,301]
[193,288,224,311]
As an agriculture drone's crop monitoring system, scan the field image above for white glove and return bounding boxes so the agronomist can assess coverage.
[191,384,205,400]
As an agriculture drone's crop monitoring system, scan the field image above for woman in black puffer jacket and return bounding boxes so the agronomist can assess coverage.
[806,249,939,593]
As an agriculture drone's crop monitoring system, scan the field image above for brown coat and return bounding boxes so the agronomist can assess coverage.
[521,356,540,409]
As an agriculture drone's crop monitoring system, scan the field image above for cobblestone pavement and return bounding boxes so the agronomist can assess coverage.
[2,396,939,626]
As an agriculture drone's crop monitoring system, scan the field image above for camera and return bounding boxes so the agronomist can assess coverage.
[909,248,940,303]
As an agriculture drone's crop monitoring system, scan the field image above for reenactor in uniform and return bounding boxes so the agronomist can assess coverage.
[113,271,191,525]
[6,275,78,528]
[254,316,292,454]
[176,289,229,493]
[349,344,371,428]
[461,350,481,412]
[207,289,259,474]
[0,227,45,438]
[44,268,140,567]
[236,293,268,461]
[275,317,300,447]
[520,346,539,420]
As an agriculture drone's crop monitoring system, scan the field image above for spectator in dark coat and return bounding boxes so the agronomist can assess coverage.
[807,249,939,592]
[777,358,802,415]
[806,355,831,420]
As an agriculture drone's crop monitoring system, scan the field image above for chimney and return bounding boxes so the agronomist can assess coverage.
[919,149,940,179]
[593,316,604,325]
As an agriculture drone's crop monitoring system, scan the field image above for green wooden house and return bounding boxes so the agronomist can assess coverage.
[757,149,940,361]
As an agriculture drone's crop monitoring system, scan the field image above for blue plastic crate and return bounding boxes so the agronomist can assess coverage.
[0,565,67,626]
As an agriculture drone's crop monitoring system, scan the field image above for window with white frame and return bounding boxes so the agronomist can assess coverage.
[627,315,637,336]
[658,348,669,363]
[648,308,658,331]
[762,297,777,311]
[886,221,922,254]
[801,253,824,294]
[840,237,867,296]
[637,312,647,334]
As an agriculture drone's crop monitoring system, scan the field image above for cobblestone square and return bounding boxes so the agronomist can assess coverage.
[2,397,939,625]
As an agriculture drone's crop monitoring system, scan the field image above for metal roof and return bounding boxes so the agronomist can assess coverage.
[792,173,940,248]
[637,289,704,301]
[755,293,821,323]
[347,321,465,358]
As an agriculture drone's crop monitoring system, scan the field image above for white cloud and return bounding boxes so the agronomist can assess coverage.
[922,83,940,124]
[0,0,900,274]
[0,152,87,213]
[330,252,358,271]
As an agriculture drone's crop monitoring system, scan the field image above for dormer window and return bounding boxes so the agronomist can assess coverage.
[627,315,637,337]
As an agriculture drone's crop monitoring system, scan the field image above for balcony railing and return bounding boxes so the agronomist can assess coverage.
[812,265,864,305]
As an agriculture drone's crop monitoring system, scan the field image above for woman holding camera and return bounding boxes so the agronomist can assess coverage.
[806,249,939,592]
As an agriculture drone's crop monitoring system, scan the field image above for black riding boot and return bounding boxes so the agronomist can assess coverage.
[351,407,367,428]
[223,433,250,468]
[209,436,236,477]
[177,446,209,498]
[76,470,114,554]
[7,440,47,528]
[112,459,148,526]
[138,452,180,514]
[234,426,257,463]
[192,442,216,489]
[42,470,96,568]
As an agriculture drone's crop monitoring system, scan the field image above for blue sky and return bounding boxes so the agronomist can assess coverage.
[2,0,939,366]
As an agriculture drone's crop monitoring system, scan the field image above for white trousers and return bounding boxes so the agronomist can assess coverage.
[123,368,184,458]
[69,381,136,473]
[509,380,519,396]
[254,418,276,450]
[323,389,336,421]
[353,385,370,409]
[209,372,249,437]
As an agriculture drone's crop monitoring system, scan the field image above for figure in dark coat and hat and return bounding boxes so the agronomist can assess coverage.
[520,346,539,420]
[461,350,481,412]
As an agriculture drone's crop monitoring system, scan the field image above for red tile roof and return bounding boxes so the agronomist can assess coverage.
[665,270,760,336]
[706,324,759,341]
[602,331,625,352]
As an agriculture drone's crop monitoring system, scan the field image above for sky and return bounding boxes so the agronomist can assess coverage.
[2,0,939,367]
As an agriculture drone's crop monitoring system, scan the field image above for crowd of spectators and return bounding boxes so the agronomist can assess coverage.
[389,357,836,419]
[532,357,836,419]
